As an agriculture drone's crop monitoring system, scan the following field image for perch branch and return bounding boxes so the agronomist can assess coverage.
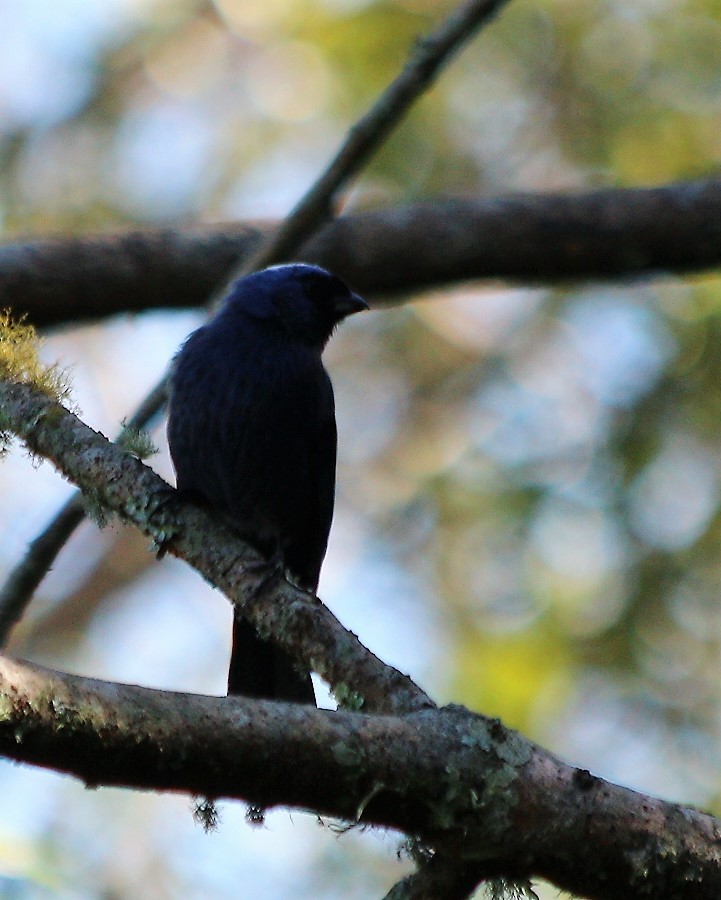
[0,377,430,716]
[0,655,718,900]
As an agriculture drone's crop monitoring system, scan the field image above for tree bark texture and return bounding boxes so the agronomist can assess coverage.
[1,377,721,897]
[0,655,718,900]
[2,178,721,328]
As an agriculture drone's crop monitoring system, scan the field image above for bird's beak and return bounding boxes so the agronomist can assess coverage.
[335,292,369,319]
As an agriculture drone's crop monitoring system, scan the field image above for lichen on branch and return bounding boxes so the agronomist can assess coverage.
[0,311,74,454]
[0,311,71,399]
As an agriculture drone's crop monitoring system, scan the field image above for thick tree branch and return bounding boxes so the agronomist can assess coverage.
[2,380,721,896]
[0,655,718,900]
[3,178,721,328]
[0,378,430,716]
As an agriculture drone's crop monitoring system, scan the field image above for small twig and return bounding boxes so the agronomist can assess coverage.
[383,857,499,900]
[0,374,169,646]
[238,0,509,276]
[0,494,84,645]
[0,0,510,646]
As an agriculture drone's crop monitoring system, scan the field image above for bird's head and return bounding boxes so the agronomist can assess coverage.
[221,263,368,349]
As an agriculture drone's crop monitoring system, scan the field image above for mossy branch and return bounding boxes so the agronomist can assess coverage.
[0,376,430,717]
[0,655,719,900]
[1,376,721,897]
[0,311,73,452]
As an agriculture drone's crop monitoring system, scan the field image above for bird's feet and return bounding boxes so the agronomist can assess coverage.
[243,549,286,599]
[148,486,185,559]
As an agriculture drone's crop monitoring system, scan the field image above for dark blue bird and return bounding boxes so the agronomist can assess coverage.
[167,263,368,704]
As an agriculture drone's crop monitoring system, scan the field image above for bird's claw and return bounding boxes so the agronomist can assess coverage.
[244,550,285,599]
[149,487,184,559]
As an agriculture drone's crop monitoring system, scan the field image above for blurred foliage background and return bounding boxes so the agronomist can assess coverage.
[1,0,721,897]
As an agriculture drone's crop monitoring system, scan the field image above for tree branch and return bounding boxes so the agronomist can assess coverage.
[0,378,430,716]
[0,493,85,644]
[0,655,718,900]
[3,379,721,896]
[383,855,502,900]
[0,377,169,645]
[237,0,509,276]
[3,177,721,328]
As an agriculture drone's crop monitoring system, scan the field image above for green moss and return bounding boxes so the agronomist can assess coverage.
[398,837,433,865]
[0,694,15,721]
[0,310,72,401]
[494,730,534,768]
[82,493,110,529]
[117,420,158,460]
[333,682,365,711]
[460,718,494,752]
[0,311,75,454]
[460,715,533,767]
[488,878,539,900]
[309,657,326,679]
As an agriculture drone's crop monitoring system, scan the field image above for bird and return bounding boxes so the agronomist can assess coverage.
[166,263,368,705]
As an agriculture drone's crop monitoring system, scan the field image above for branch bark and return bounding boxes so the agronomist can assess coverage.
[3,374,721,898]
[383,856,504,899]
[2,378,721,896]
[0,655,718,900]
[0,378,430,717]
[3,177,721,327]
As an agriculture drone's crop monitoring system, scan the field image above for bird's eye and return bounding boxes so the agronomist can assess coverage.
[304,273,349,305]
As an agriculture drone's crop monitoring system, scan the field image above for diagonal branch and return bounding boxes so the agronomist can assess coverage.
[0,377,431,716]
[383,856,503,899]
[0,377,171,645]
[0,654,718,900]
[0,494,85,643]
[236,0,510,276]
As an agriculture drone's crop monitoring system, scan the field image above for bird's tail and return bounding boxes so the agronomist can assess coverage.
[228,613,316,705]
